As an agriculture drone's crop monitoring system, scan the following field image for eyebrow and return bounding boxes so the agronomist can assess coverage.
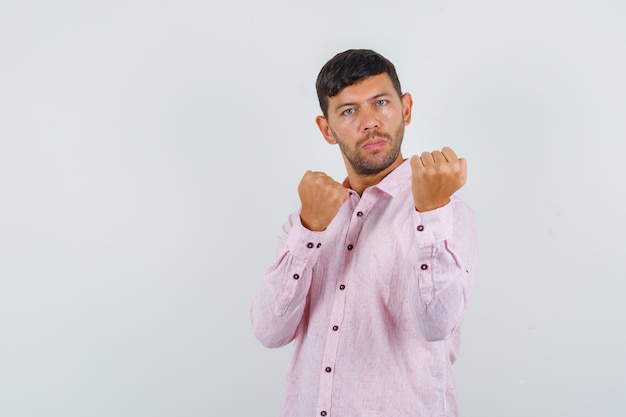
[333,92,392,113]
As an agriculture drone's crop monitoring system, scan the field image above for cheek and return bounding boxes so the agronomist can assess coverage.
[379,107,399,120]
[332,119,359,137]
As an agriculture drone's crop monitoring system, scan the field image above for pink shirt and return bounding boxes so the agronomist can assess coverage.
[251,160,478,417]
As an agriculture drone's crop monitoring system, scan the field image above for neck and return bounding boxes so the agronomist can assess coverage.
[343,154,404,195]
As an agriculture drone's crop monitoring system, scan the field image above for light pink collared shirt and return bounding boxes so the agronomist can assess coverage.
[251,159,478,417]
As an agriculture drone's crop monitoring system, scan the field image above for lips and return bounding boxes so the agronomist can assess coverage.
[361,137,387,150]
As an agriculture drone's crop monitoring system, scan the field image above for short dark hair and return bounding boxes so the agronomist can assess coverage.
[316,49,402,117]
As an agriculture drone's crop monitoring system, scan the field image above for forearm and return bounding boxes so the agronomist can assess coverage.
[411,198,478,342]
[250,213,324,348]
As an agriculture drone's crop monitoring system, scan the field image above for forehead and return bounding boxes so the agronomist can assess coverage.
[330,73,397,103]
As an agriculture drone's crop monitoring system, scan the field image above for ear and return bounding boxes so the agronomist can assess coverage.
[401,93,413,126]
[315,115,337,145]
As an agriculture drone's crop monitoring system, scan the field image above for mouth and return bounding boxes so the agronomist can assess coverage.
[361,137,387,151]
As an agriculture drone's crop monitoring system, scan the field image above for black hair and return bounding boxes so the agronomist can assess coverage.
[315,49,402,117]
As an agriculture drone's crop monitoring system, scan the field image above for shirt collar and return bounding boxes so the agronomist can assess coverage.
[374,158,411,197]
[345,158,412,198]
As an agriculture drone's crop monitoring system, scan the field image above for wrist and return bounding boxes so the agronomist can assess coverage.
[414,198,450,212]
[299,215,326,232]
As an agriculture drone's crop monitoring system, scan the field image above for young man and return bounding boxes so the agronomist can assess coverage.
[251,49,478,417]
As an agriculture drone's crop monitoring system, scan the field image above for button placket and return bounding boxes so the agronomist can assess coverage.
[316,268,349,416]
[316,194,374,417]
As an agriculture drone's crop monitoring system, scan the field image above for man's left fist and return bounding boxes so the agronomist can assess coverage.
[410,147,467,212]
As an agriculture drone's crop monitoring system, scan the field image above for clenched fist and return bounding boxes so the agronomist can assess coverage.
[298,171,350,231]
[410,147,467,212]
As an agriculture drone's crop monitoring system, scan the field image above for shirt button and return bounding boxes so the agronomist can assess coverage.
[357,211,364,217]
[421,264,428,270]
[339,284,346,290]
[332,325,339,331]
[325,367,332,372]
[293,274,300,280]
[321,412,327,416]
[417,225,424,232]
[317,243,322,248]
[347,244,354,250]
[307,242,314,248]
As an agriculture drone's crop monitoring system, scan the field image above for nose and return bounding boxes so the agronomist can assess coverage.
[360,107,379,131]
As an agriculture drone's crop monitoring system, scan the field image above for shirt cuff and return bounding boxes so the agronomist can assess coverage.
[285,213,326,262]
[413,200,454,247]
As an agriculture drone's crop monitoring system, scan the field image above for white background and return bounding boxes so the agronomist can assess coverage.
[1,0,625,416]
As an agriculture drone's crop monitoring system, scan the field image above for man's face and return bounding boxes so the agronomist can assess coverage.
[316,73,413,176]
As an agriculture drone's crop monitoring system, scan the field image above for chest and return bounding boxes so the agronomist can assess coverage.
[310,190,419,303]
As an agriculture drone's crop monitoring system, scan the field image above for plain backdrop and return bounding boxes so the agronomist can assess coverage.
[1,0,625,416]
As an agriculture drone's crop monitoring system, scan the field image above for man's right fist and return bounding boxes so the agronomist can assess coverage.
[298,171,350,231]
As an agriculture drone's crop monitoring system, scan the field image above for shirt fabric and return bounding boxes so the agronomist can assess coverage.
[251,159,478,417]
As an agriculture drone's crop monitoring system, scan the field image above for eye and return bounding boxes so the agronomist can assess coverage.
[375,99,388,106]
[342,108,356,116]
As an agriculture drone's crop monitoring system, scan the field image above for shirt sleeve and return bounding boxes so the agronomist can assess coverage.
[250,211,325,348]
[410,196,479,342]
